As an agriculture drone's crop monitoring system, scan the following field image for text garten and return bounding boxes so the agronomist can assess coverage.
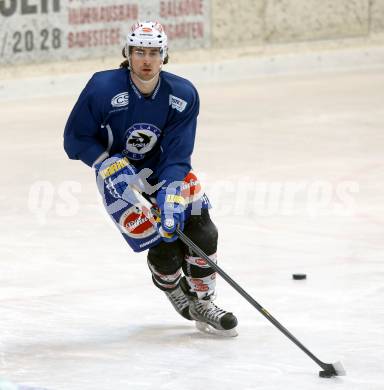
[163,22,204,40]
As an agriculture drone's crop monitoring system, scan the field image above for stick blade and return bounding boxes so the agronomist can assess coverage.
[319,361,346,378]
[332,361,346,376]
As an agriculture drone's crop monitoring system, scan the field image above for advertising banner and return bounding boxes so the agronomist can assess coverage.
[0,0,211,64]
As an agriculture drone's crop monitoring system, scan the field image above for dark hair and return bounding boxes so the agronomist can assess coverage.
[119,47,169,68]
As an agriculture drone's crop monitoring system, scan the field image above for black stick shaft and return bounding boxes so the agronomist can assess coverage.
[175,226,328,370]
[144,200,333,372]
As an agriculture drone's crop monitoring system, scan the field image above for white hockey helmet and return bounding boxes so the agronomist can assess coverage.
[125,21,168,61]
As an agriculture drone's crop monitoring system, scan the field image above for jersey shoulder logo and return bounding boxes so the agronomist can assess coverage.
[111,92,129,107]
[169,94,187,112]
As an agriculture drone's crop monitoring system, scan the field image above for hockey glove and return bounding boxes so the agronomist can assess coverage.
[95,153,137,200]
[156,186,186,242]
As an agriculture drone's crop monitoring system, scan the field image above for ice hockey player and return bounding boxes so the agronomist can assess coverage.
[63,21,238,336]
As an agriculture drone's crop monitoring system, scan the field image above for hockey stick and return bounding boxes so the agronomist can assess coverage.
[132,188,345,378]
[171,224,345,378]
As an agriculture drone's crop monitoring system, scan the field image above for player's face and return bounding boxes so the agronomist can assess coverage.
[130,47,163,80]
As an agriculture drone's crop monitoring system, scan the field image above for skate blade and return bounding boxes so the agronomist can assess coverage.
[195,321,238,337]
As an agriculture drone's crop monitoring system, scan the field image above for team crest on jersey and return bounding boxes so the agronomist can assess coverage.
[124,123,161,160]
[111,92,129,107]
[169,94,187,112]
[119,205,157,238]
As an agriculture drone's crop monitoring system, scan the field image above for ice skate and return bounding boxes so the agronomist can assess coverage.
[164,282,193,321]
[189,296,238,337]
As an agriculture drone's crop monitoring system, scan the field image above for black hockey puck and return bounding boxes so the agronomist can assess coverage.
[292,273,307,280]
[319,370,334,378]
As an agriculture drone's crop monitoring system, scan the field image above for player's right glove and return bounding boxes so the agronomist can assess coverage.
[94,153,137,200]
[156,186,186,242]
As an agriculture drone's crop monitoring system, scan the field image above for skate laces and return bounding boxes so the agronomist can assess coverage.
[194,298,226,323]
[167,287,189,309]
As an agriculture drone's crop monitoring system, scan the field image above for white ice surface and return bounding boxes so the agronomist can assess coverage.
[0,68,384,390]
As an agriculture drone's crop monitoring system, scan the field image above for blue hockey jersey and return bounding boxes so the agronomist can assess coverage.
[64,68,199,186]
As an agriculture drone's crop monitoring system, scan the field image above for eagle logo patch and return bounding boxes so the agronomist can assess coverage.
[124,123,161,160]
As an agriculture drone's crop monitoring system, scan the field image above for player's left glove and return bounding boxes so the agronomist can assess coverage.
[94,153,137,200]
[156,186,186,242]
